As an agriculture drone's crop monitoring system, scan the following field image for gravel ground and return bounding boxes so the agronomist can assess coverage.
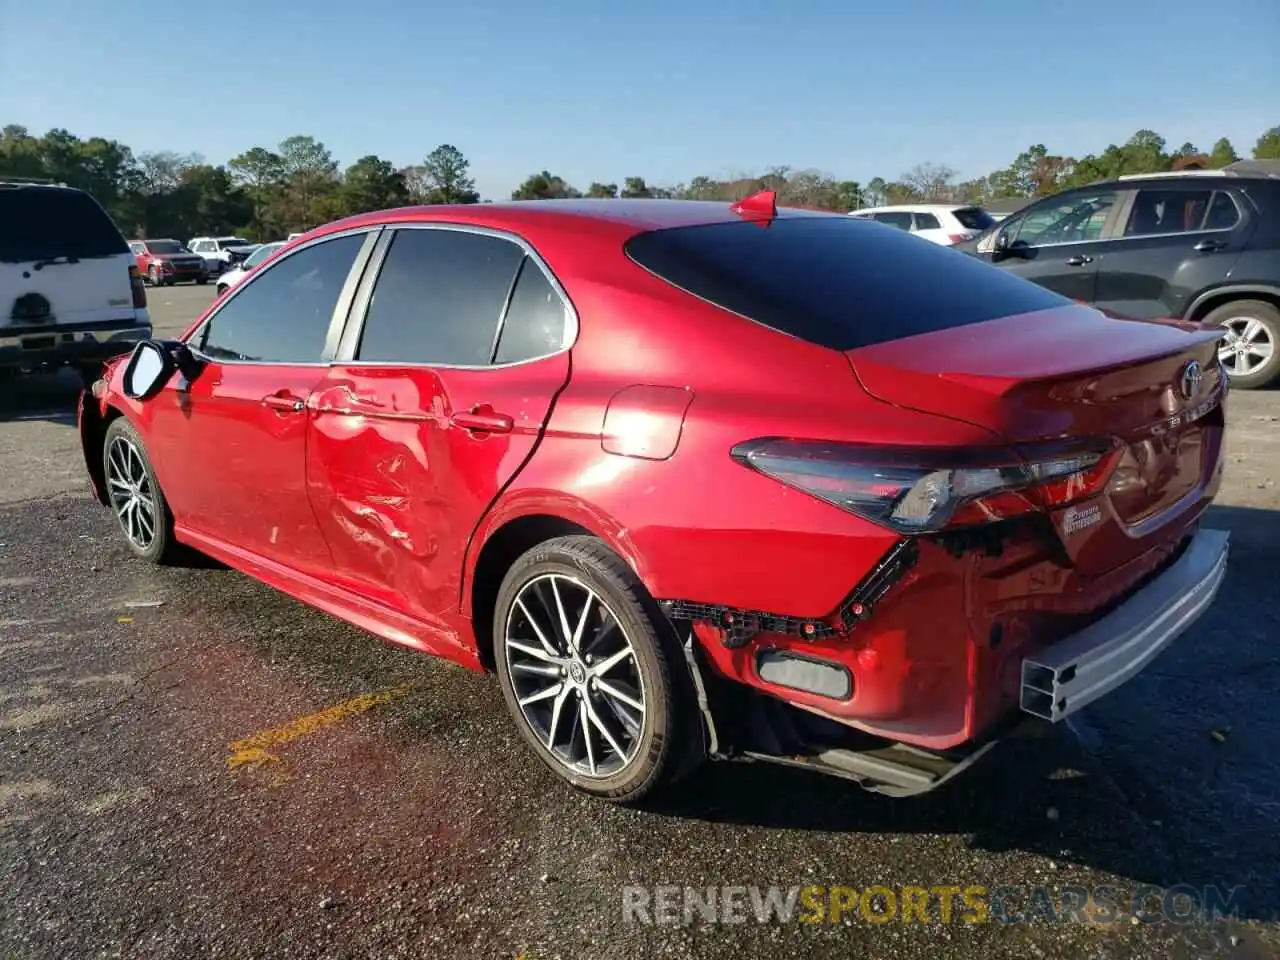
[1,287,1278,959]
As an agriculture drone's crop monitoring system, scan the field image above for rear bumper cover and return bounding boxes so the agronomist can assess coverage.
[1020,527,1229,722]
[0,320,151,367]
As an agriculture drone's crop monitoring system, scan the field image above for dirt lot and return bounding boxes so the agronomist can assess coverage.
[1,286,1278,959]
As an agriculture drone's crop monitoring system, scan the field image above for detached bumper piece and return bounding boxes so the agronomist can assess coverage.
[659,539,919,648]
[699,675,1013,798]
[1020,527,1229,723]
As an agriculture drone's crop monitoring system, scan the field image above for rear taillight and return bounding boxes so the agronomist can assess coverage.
[946,234,968,245]
[730,438,1121,534]
[128,265,147,309]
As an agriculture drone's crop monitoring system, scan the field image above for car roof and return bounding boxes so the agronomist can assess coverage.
[311,198,839,242]
[850,204,971,214]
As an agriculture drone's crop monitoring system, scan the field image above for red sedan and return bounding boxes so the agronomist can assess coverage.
[79,194,1230,802]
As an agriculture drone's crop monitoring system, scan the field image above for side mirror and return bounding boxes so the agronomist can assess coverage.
[991,229,1011,261]
[122,341,175,400]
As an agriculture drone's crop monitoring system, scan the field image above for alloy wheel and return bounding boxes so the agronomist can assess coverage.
[1218,316,1275,378]
[503,573,647,779]
[106,435,158,550]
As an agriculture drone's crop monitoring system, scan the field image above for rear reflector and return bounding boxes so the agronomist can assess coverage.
[756,650,852,700]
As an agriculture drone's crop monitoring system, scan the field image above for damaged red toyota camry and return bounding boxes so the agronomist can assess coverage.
[79,192,1230,802]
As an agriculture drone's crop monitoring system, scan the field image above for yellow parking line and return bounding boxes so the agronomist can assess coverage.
[225,682,415,771]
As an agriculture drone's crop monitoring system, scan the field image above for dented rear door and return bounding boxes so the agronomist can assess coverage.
[306,226,573,637]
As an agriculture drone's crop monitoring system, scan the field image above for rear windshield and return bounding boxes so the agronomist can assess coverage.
[0,186,128,263]
[625,217,1069,351]
[952,207,996,230]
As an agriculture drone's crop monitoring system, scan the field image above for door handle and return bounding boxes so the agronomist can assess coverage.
[1193,239,1227,252]
[261,392,306,413]
[450,405,513,434]
[1065,255,1093,266]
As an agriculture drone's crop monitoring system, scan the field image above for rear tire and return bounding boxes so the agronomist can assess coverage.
[1206,299,1280,389]
[196,277,208,285]
[493,535,701,804]
[101,417,181,565]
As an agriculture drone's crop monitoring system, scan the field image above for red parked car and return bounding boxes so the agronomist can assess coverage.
[80,194,1230,803]
[128,239,209,287]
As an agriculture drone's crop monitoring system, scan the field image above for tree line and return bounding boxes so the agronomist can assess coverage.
[2,121,1277,242]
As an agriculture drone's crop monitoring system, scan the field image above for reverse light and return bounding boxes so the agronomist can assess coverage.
[730,438,1121,534]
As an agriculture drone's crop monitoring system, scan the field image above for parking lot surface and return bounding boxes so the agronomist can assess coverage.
[2,284,1279,959]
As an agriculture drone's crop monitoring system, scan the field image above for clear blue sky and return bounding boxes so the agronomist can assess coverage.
[2,0,1276,199]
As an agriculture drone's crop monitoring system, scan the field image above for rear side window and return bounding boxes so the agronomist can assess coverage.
[953,207,996,230]
[913,212,941,230]
[357,228,524,365]
[1203,192,1240,231]
[625,217,1070,352]
[0,186,127,263]
[494,258,570,364]
[871,212,913,230]
[1124,189,1215,236]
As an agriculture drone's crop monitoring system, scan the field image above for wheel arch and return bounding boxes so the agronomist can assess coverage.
[78,393,125,505]
[464,494,648,672]
[1184,284,1280,322]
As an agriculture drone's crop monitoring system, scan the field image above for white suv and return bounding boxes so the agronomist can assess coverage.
[0,179,150,382]
[187,235,254,275]
[849,204,997,245]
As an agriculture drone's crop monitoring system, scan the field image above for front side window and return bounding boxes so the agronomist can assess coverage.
[193,233,364,363]
[1010,190,1118,246]
[356,228,525,365]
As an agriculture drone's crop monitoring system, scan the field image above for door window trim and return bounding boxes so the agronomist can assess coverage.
[183,226,382,368]
[331,221,580,370]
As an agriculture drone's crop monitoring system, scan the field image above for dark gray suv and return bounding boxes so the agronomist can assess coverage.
[958,163,1280,389]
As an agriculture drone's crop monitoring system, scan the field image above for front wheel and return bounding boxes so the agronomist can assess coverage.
[1208,299,1280,389]
[101,417,181,564]
[493,536,699,803]
[195,277,208,286]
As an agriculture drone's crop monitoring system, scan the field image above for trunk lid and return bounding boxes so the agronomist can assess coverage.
[848,304,1226,572]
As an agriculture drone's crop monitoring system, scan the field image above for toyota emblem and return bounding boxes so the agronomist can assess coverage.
[1179,360,1203,399]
